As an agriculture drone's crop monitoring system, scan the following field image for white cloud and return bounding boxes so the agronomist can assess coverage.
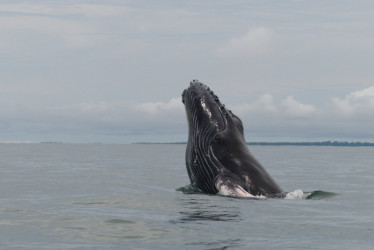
[42,98,185,132]
[3,86,374,143]
[215,27,273,61]
[281,96,316,117]
[227,85,374,140]
[332,86,374,118]
[233,94,316,118]
[231,86,372,123]
[256,94,278,113]
[233,94,277,115]
[136,97,183,115]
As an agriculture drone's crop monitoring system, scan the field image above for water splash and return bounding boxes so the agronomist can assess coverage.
[177,185,266,199]
[284,189,307,199]
[176,185,203,194]
[177,185,338,200]
[284,189,339,200]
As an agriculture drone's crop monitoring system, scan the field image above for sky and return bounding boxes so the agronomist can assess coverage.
[1,0,374,143]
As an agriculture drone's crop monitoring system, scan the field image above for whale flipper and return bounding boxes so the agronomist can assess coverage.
[215,175,257,198]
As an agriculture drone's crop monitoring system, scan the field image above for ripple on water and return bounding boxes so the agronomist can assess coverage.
[105,219,136,224]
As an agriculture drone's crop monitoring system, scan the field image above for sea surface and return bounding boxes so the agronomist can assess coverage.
[1,143,373,249]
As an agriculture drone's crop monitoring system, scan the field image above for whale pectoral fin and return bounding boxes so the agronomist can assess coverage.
[214,175,258,198]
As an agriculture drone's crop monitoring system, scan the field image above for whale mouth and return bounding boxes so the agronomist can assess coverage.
[182,80,227,134]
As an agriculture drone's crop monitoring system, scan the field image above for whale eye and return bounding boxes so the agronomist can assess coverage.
[214,134,224,144]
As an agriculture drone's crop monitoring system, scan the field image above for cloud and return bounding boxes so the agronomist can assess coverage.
[136,97,183,115]
[232,86,374,123]
[331,86,374,119]
[2,86,374,143]
[281,96,317,117]
[0,2,217,56]
[0,3,137,52]
[36,98,186,135]
[233,94,316,118]
[0,15,96,50]
[233,94,277,115]
[215,27,273,61]
[0,3,131,17]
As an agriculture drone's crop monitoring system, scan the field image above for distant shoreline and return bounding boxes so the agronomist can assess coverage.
[133,141,374,146]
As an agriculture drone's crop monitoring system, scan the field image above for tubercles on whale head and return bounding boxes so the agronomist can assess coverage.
[182,80,246,139]
[182,80,227,132]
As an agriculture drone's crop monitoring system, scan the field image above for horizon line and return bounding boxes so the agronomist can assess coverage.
[132,141,374,146]
[1,140,374,146]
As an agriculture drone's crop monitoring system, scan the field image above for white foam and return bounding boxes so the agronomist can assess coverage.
[284,189,307,200]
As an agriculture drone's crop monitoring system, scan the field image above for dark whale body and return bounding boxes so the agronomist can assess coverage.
[182,80,283,198]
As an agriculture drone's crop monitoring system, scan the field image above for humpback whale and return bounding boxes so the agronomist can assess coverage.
[182,80,283,198]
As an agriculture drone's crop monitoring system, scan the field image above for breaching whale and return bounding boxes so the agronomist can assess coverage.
[182,80,283,198]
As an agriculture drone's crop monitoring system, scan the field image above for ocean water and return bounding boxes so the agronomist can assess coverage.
[1,143,374,249]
